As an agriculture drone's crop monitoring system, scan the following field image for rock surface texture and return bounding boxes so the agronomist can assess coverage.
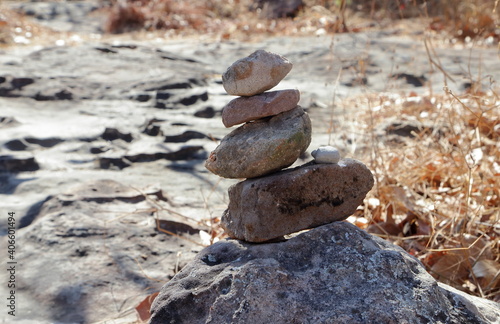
[222,159,374,242]
[150,222,500,324]
[0,179,203,323]
[222,89,300,127]
[222,50,292,96]
[205,106,311,179]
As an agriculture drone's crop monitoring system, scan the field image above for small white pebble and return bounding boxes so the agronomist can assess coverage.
[311,146,341,164]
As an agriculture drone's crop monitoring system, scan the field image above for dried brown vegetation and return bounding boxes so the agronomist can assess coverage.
[101,0,500,42]
[1,0,498,44]
[0,6,38,45]
[345,86,500,301]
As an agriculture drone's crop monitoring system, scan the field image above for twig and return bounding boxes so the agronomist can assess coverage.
[424,37,455,86]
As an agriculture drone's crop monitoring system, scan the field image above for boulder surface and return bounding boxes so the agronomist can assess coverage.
[205,106,311,179]
[222,158,374,242]
[150,222,500,324]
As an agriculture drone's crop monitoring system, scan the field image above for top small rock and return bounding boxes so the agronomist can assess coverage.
[222,50,292,96]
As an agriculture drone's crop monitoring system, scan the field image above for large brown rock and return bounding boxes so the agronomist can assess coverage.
[221,158,374,242]
[150,222,500,324]
[222,50,292,96]
[205,106,311,179]
[222,89,300,127]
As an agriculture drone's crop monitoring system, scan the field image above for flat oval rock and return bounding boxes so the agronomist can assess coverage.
[222,89,300,127]
[205,106,311,179]
[311,146,341,164]
[221,158,374,242]
[222,50,292,96]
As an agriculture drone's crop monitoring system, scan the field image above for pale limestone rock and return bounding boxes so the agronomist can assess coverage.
[222,50,292,96]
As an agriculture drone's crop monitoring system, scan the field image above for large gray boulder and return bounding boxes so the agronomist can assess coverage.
[150,222,500,324]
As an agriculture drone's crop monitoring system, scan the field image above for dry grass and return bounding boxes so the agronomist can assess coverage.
[100,0,500,42]
[1,0,498,44]
[342,85,500,301]
[101,0,347,39]
[0,5,37,45]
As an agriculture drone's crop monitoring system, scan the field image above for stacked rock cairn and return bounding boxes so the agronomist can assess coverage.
[206,50,374,242]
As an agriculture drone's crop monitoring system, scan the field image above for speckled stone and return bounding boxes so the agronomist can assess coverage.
[221,158,374,242]
[205,106,311,179]
[150,221,500,324]
[222,89,300,127]
[222,50,292,96]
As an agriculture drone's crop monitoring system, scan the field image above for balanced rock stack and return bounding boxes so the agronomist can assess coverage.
[206,50,374,242]
[205,50,310,179]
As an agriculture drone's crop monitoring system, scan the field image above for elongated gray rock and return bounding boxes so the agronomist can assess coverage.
[205,106,311,179]
[311,145,341,164]
[222,50,292,96]
[221,158,374,242]
[150,222,500,324]
[222,89,300,127]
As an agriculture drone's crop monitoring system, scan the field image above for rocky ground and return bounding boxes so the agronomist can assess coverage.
[1,1,499,323]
